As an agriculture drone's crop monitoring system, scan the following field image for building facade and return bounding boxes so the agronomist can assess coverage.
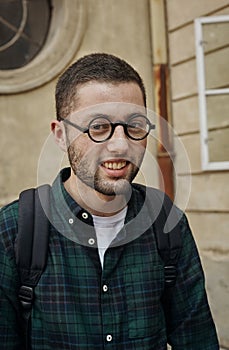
[0,0,228,347]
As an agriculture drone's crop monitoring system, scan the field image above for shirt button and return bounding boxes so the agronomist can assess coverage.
[106,334,112,342]
[103,285,108,292]
[88,238,95,245]
[82,212,89,220]
[69,218,74,224]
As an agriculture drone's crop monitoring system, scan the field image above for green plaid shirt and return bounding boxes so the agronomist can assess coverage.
[0,168,219,349]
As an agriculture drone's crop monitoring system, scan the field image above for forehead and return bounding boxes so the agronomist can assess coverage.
[76,81,144,109]
[69,82,146,125]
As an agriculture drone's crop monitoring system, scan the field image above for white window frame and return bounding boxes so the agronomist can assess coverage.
[195,15,229,171]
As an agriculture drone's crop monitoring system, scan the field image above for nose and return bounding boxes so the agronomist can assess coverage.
[106,125,129,153]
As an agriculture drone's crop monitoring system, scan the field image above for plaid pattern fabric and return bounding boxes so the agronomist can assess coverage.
[0,168,219,349]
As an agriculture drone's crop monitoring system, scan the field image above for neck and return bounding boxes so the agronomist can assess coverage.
[64,171,130,217]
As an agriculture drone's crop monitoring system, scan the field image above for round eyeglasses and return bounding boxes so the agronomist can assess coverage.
[59,114,155,143]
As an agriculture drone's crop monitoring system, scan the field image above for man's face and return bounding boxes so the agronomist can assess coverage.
[66,82,147,197]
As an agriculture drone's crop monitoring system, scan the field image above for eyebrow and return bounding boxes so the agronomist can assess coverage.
[68,109,148,126]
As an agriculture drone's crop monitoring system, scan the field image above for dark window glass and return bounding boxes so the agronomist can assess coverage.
[0,0,51,70]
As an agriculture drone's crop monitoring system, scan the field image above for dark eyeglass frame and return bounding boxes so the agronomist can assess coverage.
[59,114,155,143]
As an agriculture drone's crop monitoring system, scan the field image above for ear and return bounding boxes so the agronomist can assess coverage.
[51,120,67,152]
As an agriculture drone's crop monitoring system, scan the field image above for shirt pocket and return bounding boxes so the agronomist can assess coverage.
[124,264,164,339]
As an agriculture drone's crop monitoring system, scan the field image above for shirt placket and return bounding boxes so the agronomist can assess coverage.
[100,245,125,348]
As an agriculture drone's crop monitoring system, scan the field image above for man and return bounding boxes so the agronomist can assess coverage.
[0,53,219,349]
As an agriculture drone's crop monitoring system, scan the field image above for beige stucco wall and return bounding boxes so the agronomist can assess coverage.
[0,0,228,347]
[0,0,157,207]
[166,0,229,347]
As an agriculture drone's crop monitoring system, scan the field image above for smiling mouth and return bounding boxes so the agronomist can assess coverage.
[102,161,128,170]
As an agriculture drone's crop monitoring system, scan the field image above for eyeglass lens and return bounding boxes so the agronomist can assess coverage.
[88,115,150,142]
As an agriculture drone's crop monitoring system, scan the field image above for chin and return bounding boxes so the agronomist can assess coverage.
[95,179,132,196]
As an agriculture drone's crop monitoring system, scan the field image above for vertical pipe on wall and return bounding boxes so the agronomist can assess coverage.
[149,0,175,200]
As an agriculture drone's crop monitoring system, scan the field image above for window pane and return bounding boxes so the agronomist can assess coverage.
[205,47,229,90]
[207,94,229,129]
[203,22,229,53]
[206,94,229,162]
[208,128,229,162]
[0,0,51,70]
[202,21,229,90]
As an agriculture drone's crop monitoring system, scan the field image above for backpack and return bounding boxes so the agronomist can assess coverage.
[15,184,182,349]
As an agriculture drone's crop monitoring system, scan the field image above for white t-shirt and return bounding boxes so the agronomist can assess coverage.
[92,206,127,268]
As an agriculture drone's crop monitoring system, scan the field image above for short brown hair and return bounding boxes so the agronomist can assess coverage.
[55,53,146,120]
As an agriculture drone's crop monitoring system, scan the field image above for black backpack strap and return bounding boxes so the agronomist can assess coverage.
[146,188,182,332]
[133,184,182,333]
[152,190,182,286]
[15,184,51,349]
[133,184,182,283]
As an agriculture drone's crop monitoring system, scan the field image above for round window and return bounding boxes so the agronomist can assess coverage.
[0,0,51,70]
[0,0,86,94]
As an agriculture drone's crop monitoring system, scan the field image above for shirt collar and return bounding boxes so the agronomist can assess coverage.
[50,167,151,248]
[52,167,92,221]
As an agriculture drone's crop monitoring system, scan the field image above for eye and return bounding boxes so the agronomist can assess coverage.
[128,115,147,129]
[89,117,111,133]
[129,121,144,128]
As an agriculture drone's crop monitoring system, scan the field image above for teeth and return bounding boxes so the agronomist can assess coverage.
[103,161,126,170]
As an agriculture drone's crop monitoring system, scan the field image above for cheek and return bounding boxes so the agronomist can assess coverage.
[141,138,147,149]
[133,140,147,158]
[67,132,88,150]
[66,125,92,147]
[69,136,103,163]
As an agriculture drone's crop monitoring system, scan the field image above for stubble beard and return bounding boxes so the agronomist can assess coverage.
[67,144,142,196]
